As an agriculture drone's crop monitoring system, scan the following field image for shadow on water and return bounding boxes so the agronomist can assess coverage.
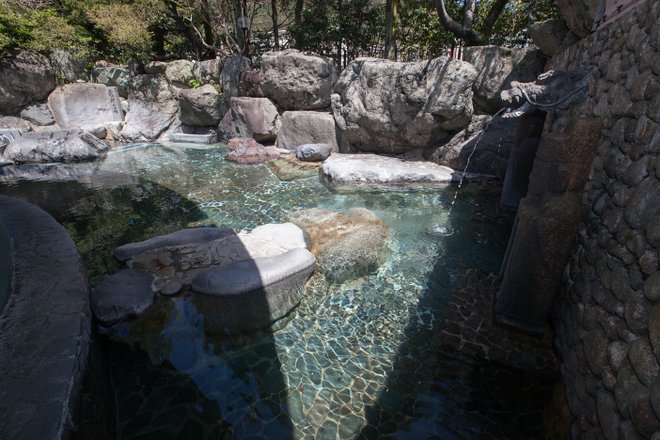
[0,152,295,439]
[356,181,559,439]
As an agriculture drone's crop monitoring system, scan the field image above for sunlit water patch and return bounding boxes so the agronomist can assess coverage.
[0,144,554,439]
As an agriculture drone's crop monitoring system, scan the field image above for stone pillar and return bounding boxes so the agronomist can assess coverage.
[496,117,602,331]
[500,111,546,209]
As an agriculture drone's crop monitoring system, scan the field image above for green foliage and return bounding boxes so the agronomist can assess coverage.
[86,3,153,61]
[188,78,202,88]
[289,0,384,66]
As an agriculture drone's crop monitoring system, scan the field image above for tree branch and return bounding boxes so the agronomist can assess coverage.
[481,0,509,37]
[434,0,484,45]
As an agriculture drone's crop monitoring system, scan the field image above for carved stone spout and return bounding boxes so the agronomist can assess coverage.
[500,68,593,118]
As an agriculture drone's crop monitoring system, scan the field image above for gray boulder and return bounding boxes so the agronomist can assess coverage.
[276,111,338,151]
[424,114,521,178]
[260,49,338,110]
[92,66,130,98]
[48,83,124,133]
[0,116,31,131]
[3,129,107,163]
[321,153,460,184]
[91,269,155,326]
[220,55,252,103]
[556,0,601,38]
[0,50,56,115]
[193,58,221,85]
[528,19,577,57]
[218,97,280,142]
[49,49,88,83]
[238,69,265,97]
[178,84,225,126]
[332,57,476,154]
[296,143,333,162]
[20,104,55,126]
[191,247,316,334]
[166,59,195,88]
[463,45,546,114]
[121,74,179,142]
[144,61,167,74]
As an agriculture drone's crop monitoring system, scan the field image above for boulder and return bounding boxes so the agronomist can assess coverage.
[193,58,221,85]
[260,49,338,110]
[238,69,264,97]
[91,269,154,326]
[92,66,130,98]
[276,111,338,151]
[0,50,56,114]
[463,45,546,114]
[0,116,31,131]
[48,83,124,132]
[556,0,601,38]
[3,129,107,163]
[218,97,280,142]
[49,49,88,83]
[165,59,195,88]
[528,19,577,57]
[332,57,476,154]
[296,143,333,162]
[191,248,316,334]
[178,84,225,126]
[114,223,310,308]
[423,114,522,178]
[220,55,252,103]
[144,61,168,74]
[225,137,280,164]
[321,153,460,184]
[266,156,322,181]
[121,74,179,142]
[20,104,55,126]
[287,207,389,283]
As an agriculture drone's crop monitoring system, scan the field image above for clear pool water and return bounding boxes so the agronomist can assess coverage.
[0,144,554,439]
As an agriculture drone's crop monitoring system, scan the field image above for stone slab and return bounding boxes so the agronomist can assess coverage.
[168,133,216,144]
[321,153,462,184]
[48,83,124,129]
[91,269,154,326]
[0,195,91,439]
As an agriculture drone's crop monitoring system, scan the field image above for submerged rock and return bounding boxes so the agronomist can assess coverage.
[91,269,154,326]
[288,207,389,283]
[266,155,322,181]
[226,137,280,164]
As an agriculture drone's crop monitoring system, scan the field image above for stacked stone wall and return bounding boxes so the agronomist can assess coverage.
[551,1,660,438]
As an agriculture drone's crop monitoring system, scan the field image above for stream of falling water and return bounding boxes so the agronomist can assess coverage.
[448,107,508,213]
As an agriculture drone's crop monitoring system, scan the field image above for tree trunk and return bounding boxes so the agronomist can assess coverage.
[434,0,510,46]
[231,0,246,55]
[384,0,397,60]
[336,0,343,68]
[294,0,304,48]
[271,0,279,49]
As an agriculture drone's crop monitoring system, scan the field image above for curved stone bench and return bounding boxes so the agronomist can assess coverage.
[191,247,316,334]
[0,195,90,439]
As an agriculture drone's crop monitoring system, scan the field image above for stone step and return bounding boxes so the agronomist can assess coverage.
[168,133,217,144]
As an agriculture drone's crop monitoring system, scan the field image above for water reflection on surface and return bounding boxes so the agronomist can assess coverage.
[0,144,556,439]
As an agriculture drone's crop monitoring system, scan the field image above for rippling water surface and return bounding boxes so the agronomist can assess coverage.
[0,144,555,439]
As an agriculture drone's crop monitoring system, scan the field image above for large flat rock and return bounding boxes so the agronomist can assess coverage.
[191,247,316,334]
[0,195,90,439]
[321,153,461,184]
[48,83,124,129]
[91,269,154,326]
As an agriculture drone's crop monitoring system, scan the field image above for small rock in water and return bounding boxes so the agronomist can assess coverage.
[426,224,453,237]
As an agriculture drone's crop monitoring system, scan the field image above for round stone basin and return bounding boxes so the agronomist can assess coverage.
[0,143,558,439]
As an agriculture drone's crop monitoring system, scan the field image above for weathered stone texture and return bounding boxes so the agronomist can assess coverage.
[552,3,660,439]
